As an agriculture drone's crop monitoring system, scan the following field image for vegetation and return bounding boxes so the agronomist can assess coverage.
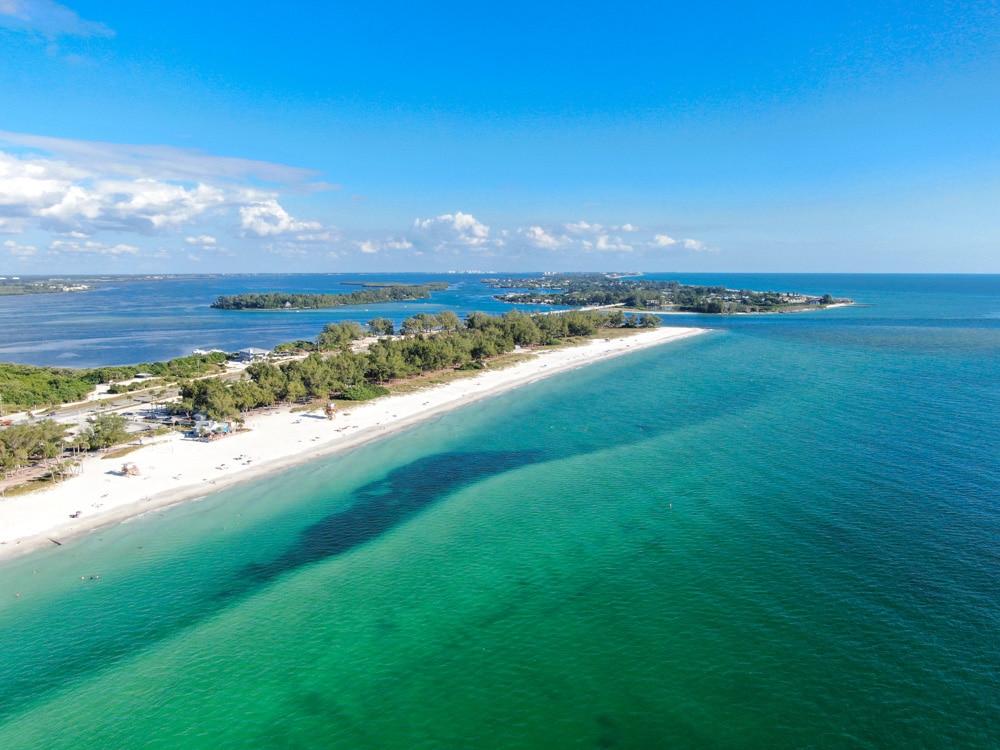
[340,384,390,401]
[317,321,366,351]
[367,317,395,336]
[0,353,228,410]
[0,364,96,408]
[0,420,70,474]
[209,283,449,310]
[0,412,138,476]
[168,309,654,420]
[483,273,850,313]
[0,278,93,295]
[85,414,130,450]
[274,340,317,354]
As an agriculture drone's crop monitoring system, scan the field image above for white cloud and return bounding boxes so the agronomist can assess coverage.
[413,211,496,251]
[683,238,708,251]
[48,239,139,255]
[353,237,413,255]
[0,0,113,39]
[294,231,339,242]
[0,132,337,261]
[565,220,602,234]
[519,226,570,249]
[0,216,23,233]
[520,220,635,254]
[593,234,633,253]
[0,149,253,234]
[3,239,36,256]
[185,235,217,246]
[240,200,321,237]
[183,234,233,256]
[261,241,308,258]
[652,234,678,247]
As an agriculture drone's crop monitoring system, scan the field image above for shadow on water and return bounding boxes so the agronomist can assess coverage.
[244,449,544,584]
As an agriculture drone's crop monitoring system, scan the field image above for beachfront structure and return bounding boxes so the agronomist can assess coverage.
[235,347,271,363]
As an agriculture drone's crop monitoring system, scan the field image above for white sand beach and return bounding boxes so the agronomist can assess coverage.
[0,327,705,561]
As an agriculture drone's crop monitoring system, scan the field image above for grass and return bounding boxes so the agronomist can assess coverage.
[1,479,50,498]
[0,468,75,497]
[386,351,538,395]
[101,445,146,460]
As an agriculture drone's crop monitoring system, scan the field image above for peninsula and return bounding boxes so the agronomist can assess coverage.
[484,273,852,313]
[0,325,705,561]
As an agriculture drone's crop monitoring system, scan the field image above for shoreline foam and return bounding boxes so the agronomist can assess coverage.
[0,327,705,562]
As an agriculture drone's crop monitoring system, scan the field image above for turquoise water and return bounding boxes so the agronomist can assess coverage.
[0,276,998,747]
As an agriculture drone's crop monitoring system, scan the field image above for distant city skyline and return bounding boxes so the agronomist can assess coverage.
[1,0,998,273]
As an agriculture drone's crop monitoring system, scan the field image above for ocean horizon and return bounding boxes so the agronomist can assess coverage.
[0,273,997,748]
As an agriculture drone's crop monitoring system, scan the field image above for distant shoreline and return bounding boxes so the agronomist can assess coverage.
[0,326,707,563]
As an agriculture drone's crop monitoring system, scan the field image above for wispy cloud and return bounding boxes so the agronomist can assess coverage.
[49,239,139,255]
[348,216,710,264]
[2,238,36,257]
[353,237,412,254]
[0,0,113,39]
[0,131,334,190]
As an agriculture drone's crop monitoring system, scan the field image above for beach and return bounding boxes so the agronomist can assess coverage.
[0,326,704,561]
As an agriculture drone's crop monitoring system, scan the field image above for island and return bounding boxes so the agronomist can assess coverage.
[483,273,851,313]
[0,277,94,295]
[210,282,450,310]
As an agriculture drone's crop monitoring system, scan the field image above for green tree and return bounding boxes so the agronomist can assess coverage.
[181,379,238,420]
[367,317,395,336]
[317,321,365,351]
[86,413,129,450]
[283,377,307,403]
[401,313,439,335]
[437,311,462,332]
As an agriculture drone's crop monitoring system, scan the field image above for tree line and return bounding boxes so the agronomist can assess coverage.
[209,283,449,310]
[175,309,660,420]
[0,414,129,476]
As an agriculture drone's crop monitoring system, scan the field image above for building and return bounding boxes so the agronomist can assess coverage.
[234,347,271,363]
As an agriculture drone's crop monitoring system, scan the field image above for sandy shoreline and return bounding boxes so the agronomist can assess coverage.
[0,327,705,562]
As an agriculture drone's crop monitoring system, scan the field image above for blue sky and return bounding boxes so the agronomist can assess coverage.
[0,0,997,273]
